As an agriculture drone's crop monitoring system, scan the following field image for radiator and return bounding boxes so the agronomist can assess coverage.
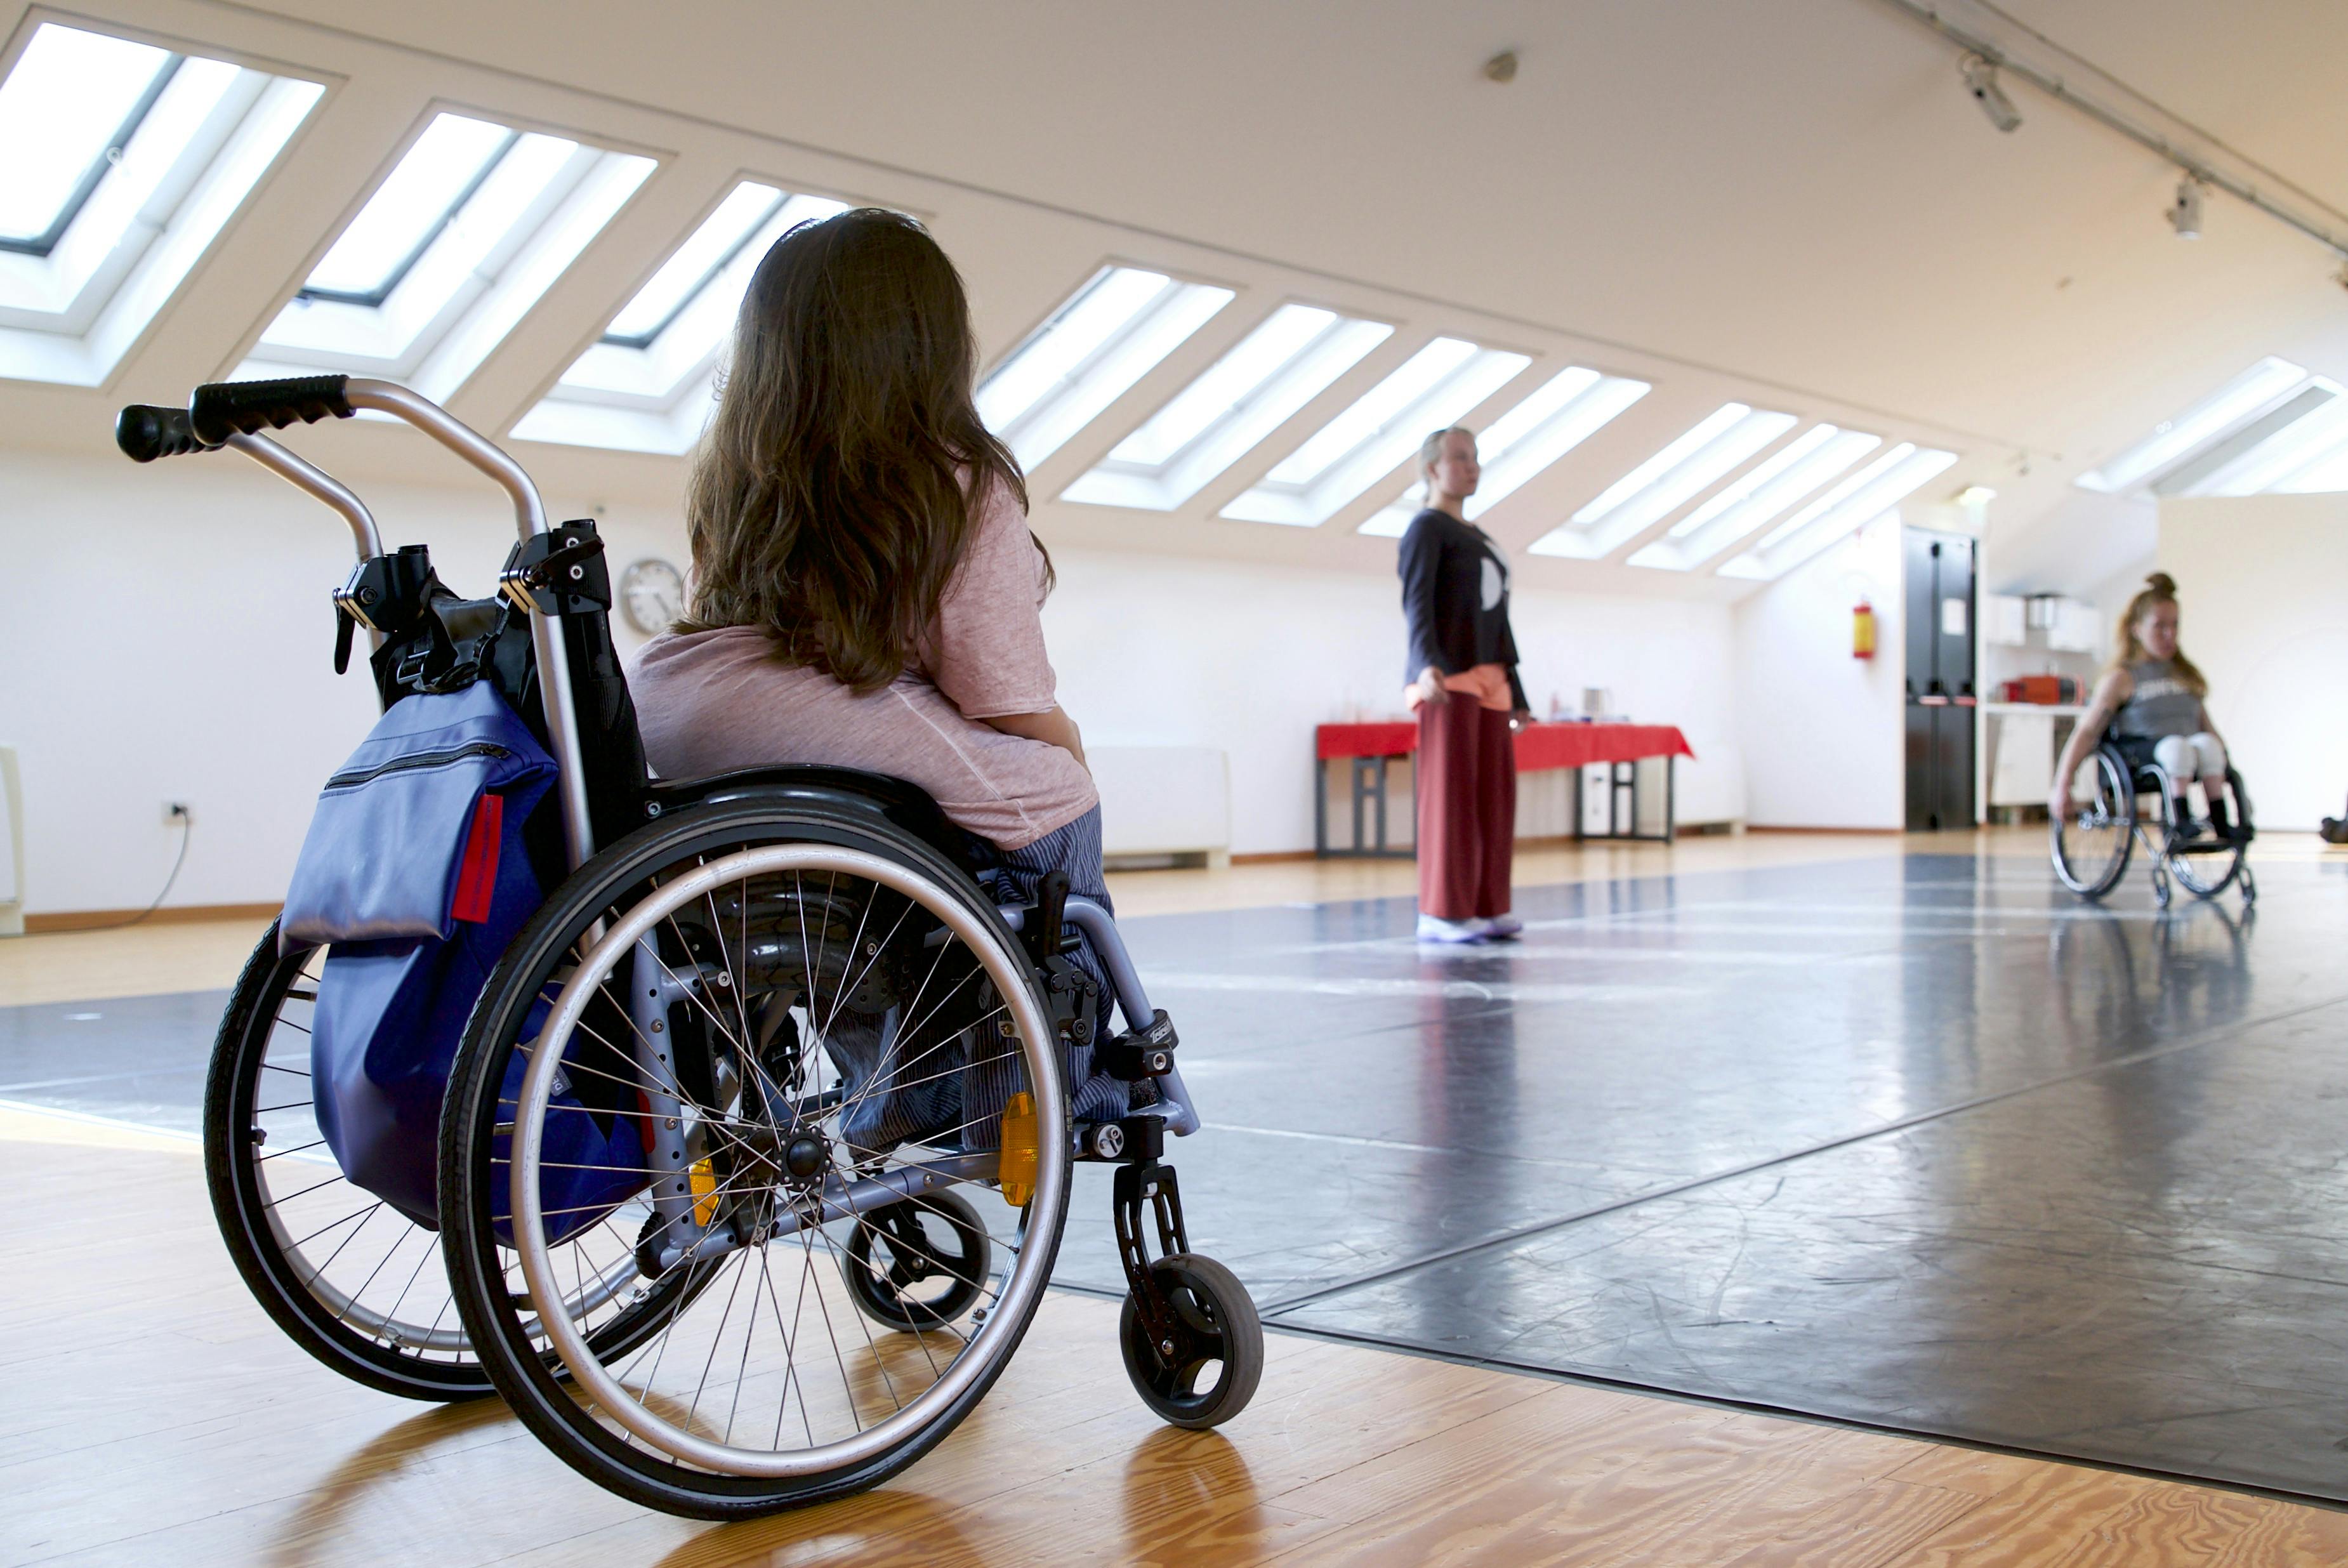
[1092,746,1230,869]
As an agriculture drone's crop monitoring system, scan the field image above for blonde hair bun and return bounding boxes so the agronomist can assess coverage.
[2145,571,2177,595]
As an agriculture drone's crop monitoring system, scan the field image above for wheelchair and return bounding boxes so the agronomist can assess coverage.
[2050,730,2256,909]
[117,375,1260,1519]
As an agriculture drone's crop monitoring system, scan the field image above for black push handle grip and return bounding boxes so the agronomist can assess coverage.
[114,404,213,463]
[189,374,353,446]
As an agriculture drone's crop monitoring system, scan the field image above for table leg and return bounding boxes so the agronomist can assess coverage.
[1314,756,1328,858]
[1664,755,1675,840]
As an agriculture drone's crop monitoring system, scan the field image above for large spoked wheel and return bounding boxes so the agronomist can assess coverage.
[1119,1253,1263,1430]
[2050,747,2136,899]
[2167,765,2252,900]
[439,800,1070,1520]
[203,923,491,1399]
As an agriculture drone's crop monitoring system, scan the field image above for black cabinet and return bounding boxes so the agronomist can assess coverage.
[1904,529,1976,831]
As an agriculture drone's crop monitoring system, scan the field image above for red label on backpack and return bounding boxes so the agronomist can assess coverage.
[449,793,504,924]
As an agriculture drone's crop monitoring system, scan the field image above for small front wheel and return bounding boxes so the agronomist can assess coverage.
[841,1192,993,1332]
[1119,1253,1262,1430]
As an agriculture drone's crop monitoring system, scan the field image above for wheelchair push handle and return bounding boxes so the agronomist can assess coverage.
[188,374,355,445]
[114,404,209,463]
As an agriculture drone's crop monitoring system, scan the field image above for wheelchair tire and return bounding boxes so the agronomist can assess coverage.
[203,923,491,1400]
[840,1190,993,1332]
[439,797,1070,1519]
[2050,746,2135,900]
[1119,1253,1263,1430]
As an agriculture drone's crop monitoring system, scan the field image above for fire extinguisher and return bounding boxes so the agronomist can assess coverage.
[1852,598,1877,659]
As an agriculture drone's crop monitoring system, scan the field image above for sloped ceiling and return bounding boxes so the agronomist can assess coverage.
[10,0,2345,597]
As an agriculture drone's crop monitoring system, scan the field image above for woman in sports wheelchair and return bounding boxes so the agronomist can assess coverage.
[112,212,1256,1521]
[2049,572,2255,906]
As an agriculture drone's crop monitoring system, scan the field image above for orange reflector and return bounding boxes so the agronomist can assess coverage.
[998,1090,1038,1209]
[689,1157,718,1227]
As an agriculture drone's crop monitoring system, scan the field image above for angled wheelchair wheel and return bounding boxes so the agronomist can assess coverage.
[439,798,1070,1520]
[2050,747,2135,899]
[203,923,489,1400]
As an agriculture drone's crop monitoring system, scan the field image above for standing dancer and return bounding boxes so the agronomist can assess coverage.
[1397,426,1530,944]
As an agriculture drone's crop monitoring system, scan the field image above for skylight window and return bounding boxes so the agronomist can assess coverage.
[1061,303,1392,512]
[0,26,177,252]
[1219,336,1528,526]
[1357,365,1650,537]
[1627,423,1881,571]
[1529,402,1796,559]
[511,181,848,454]
[2074,357,2309,494]
[978,266,1235,471]
[241,111,655,404]
[1718,442,1957,581]
[2193,383,2348,496]
[0,22,320,386]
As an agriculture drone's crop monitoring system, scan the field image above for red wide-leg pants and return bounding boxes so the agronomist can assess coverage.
[1415,692,1516,920]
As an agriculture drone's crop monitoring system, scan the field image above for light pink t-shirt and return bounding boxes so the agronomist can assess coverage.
[629,476,1097,850]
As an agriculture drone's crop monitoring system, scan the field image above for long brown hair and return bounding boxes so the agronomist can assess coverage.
[2109,570,2207,697]
[678,208,1029,692]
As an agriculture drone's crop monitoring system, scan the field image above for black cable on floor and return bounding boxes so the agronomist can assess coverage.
[0,815,191,939]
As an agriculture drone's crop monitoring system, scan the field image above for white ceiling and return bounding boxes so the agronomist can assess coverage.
[9,0,2345,597]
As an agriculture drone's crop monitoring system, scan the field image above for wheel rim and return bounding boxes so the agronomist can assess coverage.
[2054,751,2132,892]
[506,842,1068,1479]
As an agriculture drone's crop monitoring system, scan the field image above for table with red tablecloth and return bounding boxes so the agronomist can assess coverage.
[1314,721,1697,857]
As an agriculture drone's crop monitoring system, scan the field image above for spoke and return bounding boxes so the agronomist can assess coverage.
[257,1138,329,1163]
[685,1249,754,1435]
[808,1222,904,1414]
[761,1242,819,1450]
[796,1218,864,1432]
[378,1235,442,1341]
[287,1199,383,1255]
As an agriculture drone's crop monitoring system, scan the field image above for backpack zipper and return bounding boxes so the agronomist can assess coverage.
[324,741,513,792]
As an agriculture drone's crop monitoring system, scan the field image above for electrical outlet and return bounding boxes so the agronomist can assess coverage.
[162,800,192,826]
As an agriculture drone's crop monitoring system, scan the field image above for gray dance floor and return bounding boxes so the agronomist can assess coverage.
[8,850,2347,1501]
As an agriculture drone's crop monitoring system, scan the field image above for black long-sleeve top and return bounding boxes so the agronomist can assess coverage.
[1396,507,1529,712]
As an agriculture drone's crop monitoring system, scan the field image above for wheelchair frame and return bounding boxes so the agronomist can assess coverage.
[117,375,1255,1517]
[2050,731,2257,908]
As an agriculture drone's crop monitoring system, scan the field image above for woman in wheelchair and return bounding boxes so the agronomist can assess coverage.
[121,203,1255,1522]
[2051,572,2242,843]
[628,206,1132,1140]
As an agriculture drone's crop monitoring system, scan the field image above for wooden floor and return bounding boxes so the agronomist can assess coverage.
[11,1123,2348,1565]
[10,829,2348,1564]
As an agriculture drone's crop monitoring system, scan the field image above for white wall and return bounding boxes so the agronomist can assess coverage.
[2,447,1751,913]
[1045,550,1746,856]
[0,451,681,916]
[1731,513,1907,829]
[2158,492,2348,831]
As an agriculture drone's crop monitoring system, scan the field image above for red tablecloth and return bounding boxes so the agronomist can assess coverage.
[1317,720,1696,770]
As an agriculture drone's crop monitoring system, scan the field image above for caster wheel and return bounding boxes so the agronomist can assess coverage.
[841,1190,993,1331]
[1119,1253,1262,1430]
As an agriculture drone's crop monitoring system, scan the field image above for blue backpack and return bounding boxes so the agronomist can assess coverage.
[280,681,647,1239]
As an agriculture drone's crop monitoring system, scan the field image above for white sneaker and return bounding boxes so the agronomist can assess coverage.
[1416,914,1489,944]
[1482,914,1523,939]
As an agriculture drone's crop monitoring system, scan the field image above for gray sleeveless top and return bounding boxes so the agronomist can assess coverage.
[2114,659,2201,739]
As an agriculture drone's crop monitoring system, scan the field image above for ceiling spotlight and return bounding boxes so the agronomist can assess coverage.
[1953,484,1998,508]
[2168,175,2205,239]
[1482,49,1518,84]
[1960,54,2021,133]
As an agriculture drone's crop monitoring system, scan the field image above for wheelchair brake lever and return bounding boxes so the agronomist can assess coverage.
[1036,869,1070,958]
[332,603,356,675]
